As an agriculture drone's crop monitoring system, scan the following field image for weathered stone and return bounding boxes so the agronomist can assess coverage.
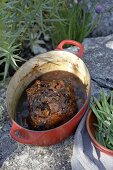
[44,34,50,42]
[83,35,113,91]
[1,34,113,169]
[73,0,113,37]
[32,44,47,55]
[106,41,113,49]
[90,0,113,37]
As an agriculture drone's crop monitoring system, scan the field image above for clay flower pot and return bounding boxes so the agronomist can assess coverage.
[86,109,113,156]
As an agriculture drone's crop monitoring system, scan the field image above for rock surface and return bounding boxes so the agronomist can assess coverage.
[90,0,113,37]
[0,34,113,170]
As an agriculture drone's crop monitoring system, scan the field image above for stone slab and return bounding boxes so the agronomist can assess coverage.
[1,34,113,170]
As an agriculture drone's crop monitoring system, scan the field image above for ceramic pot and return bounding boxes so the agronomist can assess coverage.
[86,109,113,156]
[7,40,91,146]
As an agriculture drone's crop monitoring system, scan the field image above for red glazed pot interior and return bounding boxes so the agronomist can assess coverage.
[86,109,113,156]
[7,40,91,146]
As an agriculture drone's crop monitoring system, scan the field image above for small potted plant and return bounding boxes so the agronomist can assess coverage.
[86,89,113,156]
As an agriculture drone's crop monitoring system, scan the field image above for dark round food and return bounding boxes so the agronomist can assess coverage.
[26,80,78,130]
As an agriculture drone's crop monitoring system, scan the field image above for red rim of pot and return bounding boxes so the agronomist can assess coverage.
[7,39,90,145]
[11,95,90,133]
[10,40,87,133]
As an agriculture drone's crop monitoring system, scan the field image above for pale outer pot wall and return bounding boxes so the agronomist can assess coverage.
[6,50,91,146]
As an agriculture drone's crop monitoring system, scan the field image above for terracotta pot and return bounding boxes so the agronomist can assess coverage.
[6,40,91,146]
[86,109,113,156]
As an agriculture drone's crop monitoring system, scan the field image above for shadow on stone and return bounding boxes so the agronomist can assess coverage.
[0,122,18,167]
[0,121,73,170]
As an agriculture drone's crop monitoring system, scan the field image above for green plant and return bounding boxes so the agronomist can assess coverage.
[1,0,111,80]
[1,0,63,52]
[0,24,25,80]
[0,0,64,80]
[0,1,26,80]
[51,0,101,46]
[91,90,113,150]
[0,42,25,81]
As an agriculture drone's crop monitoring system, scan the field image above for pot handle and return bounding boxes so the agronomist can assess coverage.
[10,123,32,144]
[56,40,84,58]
